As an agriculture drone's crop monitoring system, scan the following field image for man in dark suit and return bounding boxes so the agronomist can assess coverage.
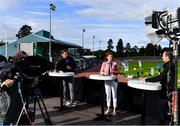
[145,51,175,124]
[56,49,76,108]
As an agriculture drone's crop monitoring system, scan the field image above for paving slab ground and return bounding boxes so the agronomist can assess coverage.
[27,97,159,125]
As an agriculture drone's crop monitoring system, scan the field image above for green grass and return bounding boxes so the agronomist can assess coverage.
[120,61,180,89]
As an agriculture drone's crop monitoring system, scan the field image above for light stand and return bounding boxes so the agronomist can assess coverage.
[49,3,56,62]
[172,39,179,125]
[93,36,95,64]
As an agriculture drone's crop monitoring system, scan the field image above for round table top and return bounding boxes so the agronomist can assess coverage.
[128,79,161,91]
[89,74,116,81]
[48,71,75,77]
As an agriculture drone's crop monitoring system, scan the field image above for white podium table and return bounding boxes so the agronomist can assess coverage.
[128,80,161,91]
[49,71,75,111]
[89,74,116,81]
[49,72,75,77]
[128,79,161,124]
[89,74,116,121]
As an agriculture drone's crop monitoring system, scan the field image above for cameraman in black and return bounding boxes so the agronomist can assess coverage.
[0,51,28,125]
[0,55,14,91]
[145,51,175,124]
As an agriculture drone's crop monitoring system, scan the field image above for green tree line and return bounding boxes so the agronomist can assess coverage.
[92,38,175,59]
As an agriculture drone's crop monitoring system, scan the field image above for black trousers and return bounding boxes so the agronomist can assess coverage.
[158,98,170,124]
[3,89,22,125]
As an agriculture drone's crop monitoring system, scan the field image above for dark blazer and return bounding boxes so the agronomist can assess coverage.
[145,61,175,99]
[56,56,76,72]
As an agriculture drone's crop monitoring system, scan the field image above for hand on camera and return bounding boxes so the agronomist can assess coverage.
[3,79,14,87]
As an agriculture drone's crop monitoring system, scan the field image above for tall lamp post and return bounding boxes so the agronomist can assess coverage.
[2,23,8,58]
[49,3,56,61]
[99,41,101,61]
[82,29,85,48]
[93,36,95,63]
[4,25,7,58]
[99,40,101,50]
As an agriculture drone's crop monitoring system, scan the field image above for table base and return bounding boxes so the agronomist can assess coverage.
[53,106,70,112]
[93,114,111,121]
[141,91,146,125]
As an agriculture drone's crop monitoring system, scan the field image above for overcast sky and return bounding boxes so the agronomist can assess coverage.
[0,0,179,51]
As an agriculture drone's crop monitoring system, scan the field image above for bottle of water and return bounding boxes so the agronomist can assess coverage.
[0,117,3,126]
[150,68,154,76]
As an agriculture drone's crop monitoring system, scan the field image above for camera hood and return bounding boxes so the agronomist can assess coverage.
[14,56,52,77]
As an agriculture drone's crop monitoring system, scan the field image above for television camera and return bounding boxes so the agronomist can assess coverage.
[0,56,54,125]
[0,56,54,91]
[145,7,180,44]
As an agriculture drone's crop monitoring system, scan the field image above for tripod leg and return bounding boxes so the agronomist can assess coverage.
[32,97,36,122]
[16,83,32,125]
[16,103,26,125]
[16,102,32,125]
[33,88,52,125]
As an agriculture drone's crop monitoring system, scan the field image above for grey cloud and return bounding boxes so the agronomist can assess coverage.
[0,0,178,50]
[63,0,179,21]
[0,0,25,12]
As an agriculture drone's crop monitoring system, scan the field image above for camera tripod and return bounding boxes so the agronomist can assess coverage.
[16,76,52,125]
[30,86,52,125]
[27,76,52,125]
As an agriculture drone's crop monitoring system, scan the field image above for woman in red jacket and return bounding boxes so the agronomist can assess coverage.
[100,52,119,116]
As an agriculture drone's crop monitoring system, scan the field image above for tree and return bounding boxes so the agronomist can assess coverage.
[157,45,162,56]
[107,39,113,51]
[16,25,32,39]
[139,46,145,56]
[130,46,138,56]
[0,40,5,47]
[145,43,155,56]
[133,45,139,53]
[116,38,124,57]
[124,42,131,57]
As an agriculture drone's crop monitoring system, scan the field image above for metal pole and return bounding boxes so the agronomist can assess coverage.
[82,29,85,48]
[93,36,95,63]
[99,41,101,50]
[49,7,52,61]
[99,41,101,61]
[172,40,179,125]
[5,26,7,58]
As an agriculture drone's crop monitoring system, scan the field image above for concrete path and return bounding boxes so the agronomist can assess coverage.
[29,97,159,125]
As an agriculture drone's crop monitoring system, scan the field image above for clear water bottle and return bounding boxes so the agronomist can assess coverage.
[150,68,154,76]
[0,117,3,126]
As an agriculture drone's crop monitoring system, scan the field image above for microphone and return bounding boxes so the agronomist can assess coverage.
[109,61,113,69]
[108,61,113,75]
